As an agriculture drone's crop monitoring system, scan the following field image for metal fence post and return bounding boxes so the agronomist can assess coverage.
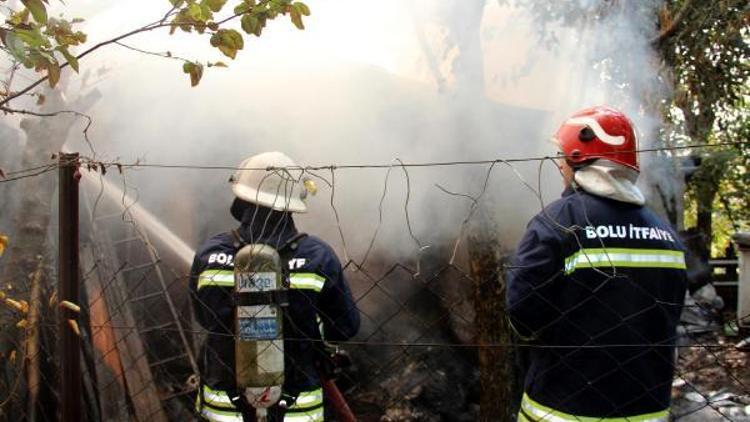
[59,152,81,422]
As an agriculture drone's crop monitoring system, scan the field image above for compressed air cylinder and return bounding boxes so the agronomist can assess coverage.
[234,243,285,409]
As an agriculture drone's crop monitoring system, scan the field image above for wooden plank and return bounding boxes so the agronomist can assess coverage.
[82,245,129,422]
[83,244,168,422]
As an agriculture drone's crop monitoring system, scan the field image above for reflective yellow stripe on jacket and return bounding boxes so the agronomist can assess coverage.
[519,393,669,422]
[197,269,235,290]
[285,387,324,421]
[198,271,326,292]
[289,273,326,292]
[564,248,686,275]
[196,385,324,422]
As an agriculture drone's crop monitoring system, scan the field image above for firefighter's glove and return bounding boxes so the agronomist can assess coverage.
[318,348,352,380]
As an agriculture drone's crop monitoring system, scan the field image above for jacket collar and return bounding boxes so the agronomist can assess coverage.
[237,204,298,248]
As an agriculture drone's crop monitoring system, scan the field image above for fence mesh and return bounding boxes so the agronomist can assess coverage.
[0,150,748,422]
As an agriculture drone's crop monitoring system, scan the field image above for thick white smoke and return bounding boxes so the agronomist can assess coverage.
[30,0,670,269]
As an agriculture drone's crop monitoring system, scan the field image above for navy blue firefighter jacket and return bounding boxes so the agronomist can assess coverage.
[189,207,360,398]
[506,187,687,420]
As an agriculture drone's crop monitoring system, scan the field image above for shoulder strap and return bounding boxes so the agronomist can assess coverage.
[230,229,308,253]
[278,233,308,255]
[230,228,245,250]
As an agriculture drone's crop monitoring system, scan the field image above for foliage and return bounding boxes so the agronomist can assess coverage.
[504,0,750,253]
[0,3,86,91]
[656,0,750,255]
[0,0,311,105]
[167,0,310,86]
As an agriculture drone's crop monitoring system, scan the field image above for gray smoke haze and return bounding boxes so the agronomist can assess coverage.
[17,0,670,270]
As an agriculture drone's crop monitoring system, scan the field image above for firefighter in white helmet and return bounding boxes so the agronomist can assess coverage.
[190,152,360,421]
[507,106,687,421]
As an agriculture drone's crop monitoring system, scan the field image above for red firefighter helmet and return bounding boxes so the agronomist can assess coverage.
[553,106,639,171]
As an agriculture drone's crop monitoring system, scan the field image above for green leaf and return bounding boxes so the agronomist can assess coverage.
[234,2,251,15]
[199,4,213,21]
[22,0,47,24]
[3,32,27,62]
[289,6,304,30]
[241,14,266,36]
[293,2,310,16]
[169,0,186,6]
[187,3,203,20]
[234,0,257,13]
[15,27,49,48]
[240,14,259,35]
[47,60,61,88]
[8,9,30,26]
[171,9,194,33]
[58,46,79,73]
[210,29,243,59]
[182,61,204,87]
[204,0,227,13]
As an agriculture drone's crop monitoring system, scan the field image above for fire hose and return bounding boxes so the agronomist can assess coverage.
[321,374,356,422]
[319,348,356,422]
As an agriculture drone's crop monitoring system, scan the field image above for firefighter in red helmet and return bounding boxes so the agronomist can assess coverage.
[507,106,687,421]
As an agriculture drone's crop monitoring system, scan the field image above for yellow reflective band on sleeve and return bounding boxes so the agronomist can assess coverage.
[564,248,686,275]
[517,412,533,422]
[289,388,324,409]
[289,273,326,292]
[520,393,669,422]
[198,269,235,290]
[199,406,244,422]
[284,407,325,422]
[201,385,236,409]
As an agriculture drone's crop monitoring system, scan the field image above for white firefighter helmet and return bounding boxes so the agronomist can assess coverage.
[231,152,308,213]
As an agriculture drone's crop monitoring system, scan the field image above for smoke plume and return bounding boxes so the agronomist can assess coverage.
[30,0,671,268]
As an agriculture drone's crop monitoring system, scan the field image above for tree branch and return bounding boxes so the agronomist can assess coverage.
[0,1,270,108]
[2,106,95,154]
[651,0,695,46]
[114,41,187,62]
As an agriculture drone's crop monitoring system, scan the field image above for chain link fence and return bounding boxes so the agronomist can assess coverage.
[1,151,748,422]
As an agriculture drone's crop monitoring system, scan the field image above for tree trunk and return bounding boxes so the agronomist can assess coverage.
[695,189,716,261]
[0,87,101,418]
[468,206,515,422]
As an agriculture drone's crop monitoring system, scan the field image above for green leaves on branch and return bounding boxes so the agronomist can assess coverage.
[0,1,85,90]
[210,29,243,59]
[171,2,215,34]
[0,0,312,99]
[169,0,311,87]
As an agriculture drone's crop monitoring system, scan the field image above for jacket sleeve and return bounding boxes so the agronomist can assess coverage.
[506,214,566,340]
[189,252,234,334]
[317,254,360,342]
